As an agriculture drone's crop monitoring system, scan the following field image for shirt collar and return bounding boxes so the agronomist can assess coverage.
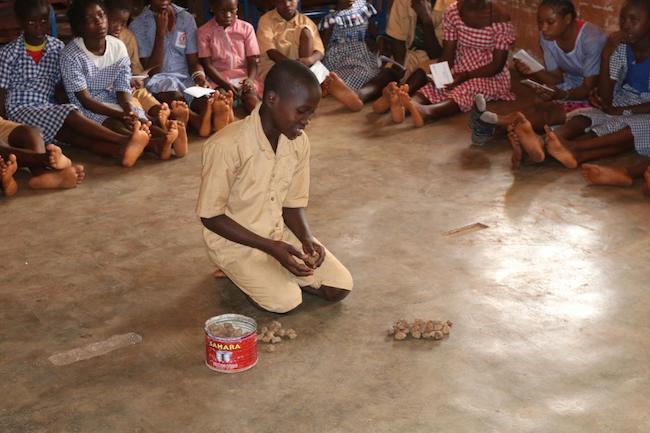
[251,104,292,159]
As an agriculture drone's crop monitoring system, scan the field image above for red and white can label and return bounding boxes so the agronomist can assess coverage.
[205,333,257,373]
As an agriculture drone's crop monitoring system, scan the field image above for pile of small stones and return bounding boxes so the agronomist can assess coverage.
[387,319,453,341]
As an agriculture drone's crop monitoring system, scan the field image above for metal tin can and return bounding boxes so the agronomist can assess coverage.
[204,314,257,373]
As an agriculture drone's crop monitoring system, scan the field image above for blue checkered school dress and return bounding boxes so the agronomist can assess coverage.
[60,38,146,125]
[0,35,77,142]
[319,0,380,91]
[571,43,650,155]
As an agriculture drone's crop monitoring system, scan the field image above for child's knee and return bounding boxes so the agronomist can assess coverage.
[261,291,302,314]
[321,286,351,303]
[9,125,45,151]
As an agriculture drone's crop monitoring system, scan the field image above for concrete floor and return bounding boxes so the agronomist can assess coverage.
[2,95,650,433]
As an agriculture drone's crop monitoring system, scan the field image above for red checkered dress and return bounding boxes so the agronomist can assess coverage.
[418,2,515,112]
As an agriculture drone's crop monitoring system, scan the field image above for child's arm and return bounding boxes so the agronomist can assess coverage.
[186,53,208,87]
[0,88,7,118]
[411,0,442,60]
[200,57,236,92]
[597,31,626,109]
[282,207,326,268]
[75,90,132,119]
[298,50,323,68]
[242,56,260,94]
[201,215,314,276]
[140,8,172,74]
[516,60,563,85]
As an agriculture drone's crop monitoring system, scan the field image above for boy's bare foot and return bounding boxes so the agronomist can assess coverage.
[212,94,231,132]
[158,103,171,130]
[513,114,545,162]
[389,86,405,124]
[581,163,633,186]
[159,120,178,160]
[643,167,650,196]
[172,120,188,157]
[372,81,397,114]
[507,123,523,168]
[170,100,190,125]
[545,125,578,169]
[28,164,85,189]
[212,267,226,278]
[224,90,235,123]
[0,154,18,196]
[122,120,150,168]
[326,72,363,112]
[198,96,214,137]
[399,86,424,128]
[46,144,72,169]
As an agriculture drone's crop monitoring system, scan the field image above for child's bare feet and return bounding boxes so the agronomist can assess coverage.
[46,144,72,169]
[158,103,171,130]
[643,167,650,196]
[170,100,190,125]
[172,120,188,157]
[326,72,363,112]
[159,120,178,160]
[212,267,226,278]
[545,125,578,169]
[28,164,85,189]
[507,123,523,168]
[0,154,18,197]
[389,85,405,124]
[398,85,424,128]
[581,163,633,186]
[122,120,150,168]
[198,96,214,137]
[512,113,545,162]
[223,90,235,123]
[372,81,397,114]
[212,93,231,132]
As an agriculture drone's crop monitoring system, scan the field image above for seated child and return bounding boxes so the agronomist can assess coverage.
[129,0,214,137]
[0,0,147,169]
[256,0,364,111]
[514,0,650,171]
[257,0,324,79]
[106,0,188,157]
[320,0,395,105]
[394,0,515,127]
[198,0,261,117]
[0,117,84,196]
[471,0,607,165]
[61,0,179,164]
[197,60,353,313]
[380,0,454,96]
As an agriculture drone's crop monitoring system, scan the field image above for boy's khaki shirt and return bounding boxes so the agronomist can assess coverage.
[386,0,455,48]
[197,105,310,258]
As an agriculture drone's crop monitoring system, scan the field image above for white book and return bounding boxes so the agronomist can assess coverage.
[183,86,215,98]
[430,61,454,89]
[513,49,545,73]
[310,61,330,84]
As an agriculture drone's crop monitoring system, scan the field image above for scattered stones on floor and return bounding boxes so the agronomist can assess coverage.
[258,320,298,349]
[387,319,453,341]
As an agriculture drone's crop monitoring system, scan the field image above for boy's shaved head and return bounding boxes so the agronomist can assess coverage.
[264,60,320,99]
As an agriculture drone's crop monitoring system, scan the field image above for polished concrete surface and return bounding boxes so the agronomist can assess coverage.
[2,96,649,433]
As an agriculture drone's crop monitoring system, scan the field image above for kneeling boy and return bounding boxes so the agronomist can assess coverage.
[197,60,353,313]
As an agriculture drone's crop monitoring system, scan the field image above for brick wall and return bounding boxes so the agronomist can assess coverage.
[504,0,624,56]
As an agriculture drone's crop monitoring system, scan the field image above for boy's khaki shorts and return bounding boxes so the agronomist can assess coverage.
[205,229,353,313]
[131,88,160,113]
[0,117,21,142]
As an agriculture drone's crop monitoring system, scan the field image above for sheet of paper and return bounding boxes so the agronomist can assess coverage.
[310,61,330,84]
[378,55,406,71]
[430,61,454,89]
[132,74,149,80]
[229,77,244,88]
[513,49,544,73]
[183,86,215,98]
